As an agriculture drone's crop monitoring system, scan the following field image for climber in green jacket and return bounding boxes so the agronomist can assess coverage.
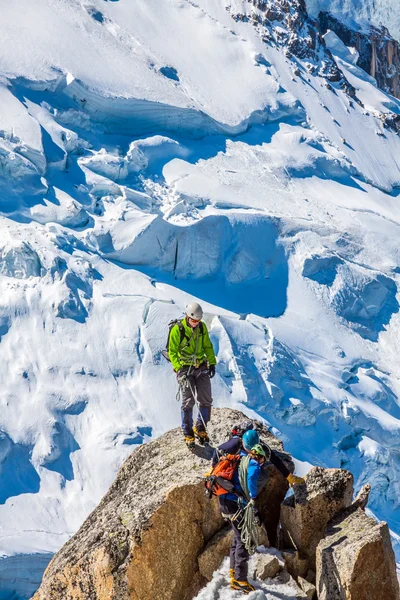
[168,302,217,449]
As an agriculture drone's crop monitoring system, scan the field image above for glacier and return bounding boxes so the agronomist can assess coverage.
[1,0,400,597]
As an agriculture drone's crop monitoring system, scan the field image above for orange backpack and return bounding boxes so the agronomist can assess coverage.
[205,454,241,497]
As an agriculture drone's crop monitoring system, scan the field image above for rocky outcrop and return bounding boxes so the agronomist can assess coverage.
[298,576,316,600]
[282,549,310,580]
[227,0,345,84]
[316,508,400,600]
[198,527,233,582]
[319,12,400,99]
[280,469,399,600]
[33,408,292,600]
[351,483,371,511]
[250,553,280,580]
[280,467,354,568]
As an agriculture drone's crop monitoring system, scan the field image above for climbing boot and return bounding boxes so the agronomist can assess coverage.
[184,435,195,450]
[193,426,209,446]
[229,568,235,584]
[230,579,255,594]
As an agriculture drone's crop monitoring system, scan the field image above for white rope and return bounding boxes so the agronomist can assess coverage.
[237,455,260,555]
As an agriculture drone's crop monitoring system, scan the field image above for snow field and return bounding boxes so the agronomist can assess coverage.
[1,0,400,597]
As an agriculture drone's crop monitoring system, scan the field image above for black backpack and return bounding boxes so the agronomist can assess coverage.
[162,318,204,362]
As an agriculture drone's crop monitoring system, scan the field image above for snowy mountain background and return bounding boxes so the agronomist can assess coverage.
[1,0,400,598]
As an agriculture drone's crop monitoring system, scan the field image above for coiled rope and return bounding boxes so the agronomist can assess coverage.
[237,455,261,555]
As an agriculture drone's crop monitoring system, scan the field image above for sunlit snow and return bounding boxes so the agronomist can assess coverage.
[1,1,400,598]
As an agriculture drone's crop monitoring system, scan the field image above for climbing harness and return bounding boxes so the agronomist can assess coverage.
[175,325,199,401]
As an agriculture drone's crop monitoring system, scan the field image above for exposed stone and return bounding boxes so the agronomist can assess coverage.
[33,408,292,600]
[259,525,270,549]
[250,554,280,580]
[306,569,316,584]
[298,576,316,599]
[227,0,348,87]
[319,12,400,99]
[198,527,233,582]
[382,113,400,134]
[316,508,400,600]
[351,483,371,511]
[270,569,308,597]
[281,549,310,580]
[280,467,354,567]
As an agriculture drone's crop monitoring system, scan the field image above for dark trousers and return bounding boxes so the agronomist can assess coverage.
[219,498,249,581]
[180,363,212,436]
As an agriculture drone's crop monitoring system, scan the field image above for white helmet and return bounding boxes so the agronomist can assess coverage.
[186,302,203,320]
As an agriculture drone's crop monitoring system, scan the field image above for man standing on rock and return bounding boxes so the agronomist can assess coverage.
[168,302,217,449]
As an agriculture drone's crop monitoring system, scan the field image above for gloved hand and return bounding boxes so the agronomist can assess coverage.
[209,365,216,378]
[248,498,256,509]
[287,473,305,487]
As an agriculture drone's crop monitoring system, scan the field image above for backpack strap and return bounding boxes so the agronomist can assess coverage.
[167,319,205,361]
[178,320,204,345]
[177,321,186,345]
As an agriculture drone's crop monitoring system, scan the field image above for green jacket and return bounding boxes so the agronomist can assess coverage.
[168,318,217,372]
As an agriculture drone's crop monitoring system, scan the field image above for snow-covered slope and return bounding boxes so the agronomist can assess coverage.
[1,1,400,597]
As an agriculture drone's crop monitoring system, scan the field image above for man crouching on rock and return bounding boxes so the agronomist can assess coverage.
[218,442,267,594]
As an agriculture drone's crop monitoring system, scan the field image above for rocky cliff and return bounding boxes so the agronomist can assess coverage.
[33,407,400,600]
[281,469,399,600]
[33,408,292,600]
[319,12,400,99]
[229,1,400,102]
[228,0,345,84]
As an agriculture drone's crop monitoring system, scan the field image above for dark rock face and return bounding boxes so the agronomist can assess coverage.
[33,408,292,600]
[227,0,345,84]
[319,12,400,99]
[280,467,354,568]
[316,508,400,600]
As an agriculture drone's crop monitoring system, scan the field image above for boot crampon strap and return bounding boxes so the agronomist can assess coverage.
[193,426,209,445]
[230,579,255,594]
[185,435,195,449]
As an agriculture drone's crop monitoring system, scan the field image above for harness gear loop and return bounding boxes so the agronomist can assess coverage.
[179,323,203,368]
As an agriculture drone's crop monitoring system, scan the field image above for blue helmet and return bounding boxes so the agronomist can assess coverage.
[242,429,259,450]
